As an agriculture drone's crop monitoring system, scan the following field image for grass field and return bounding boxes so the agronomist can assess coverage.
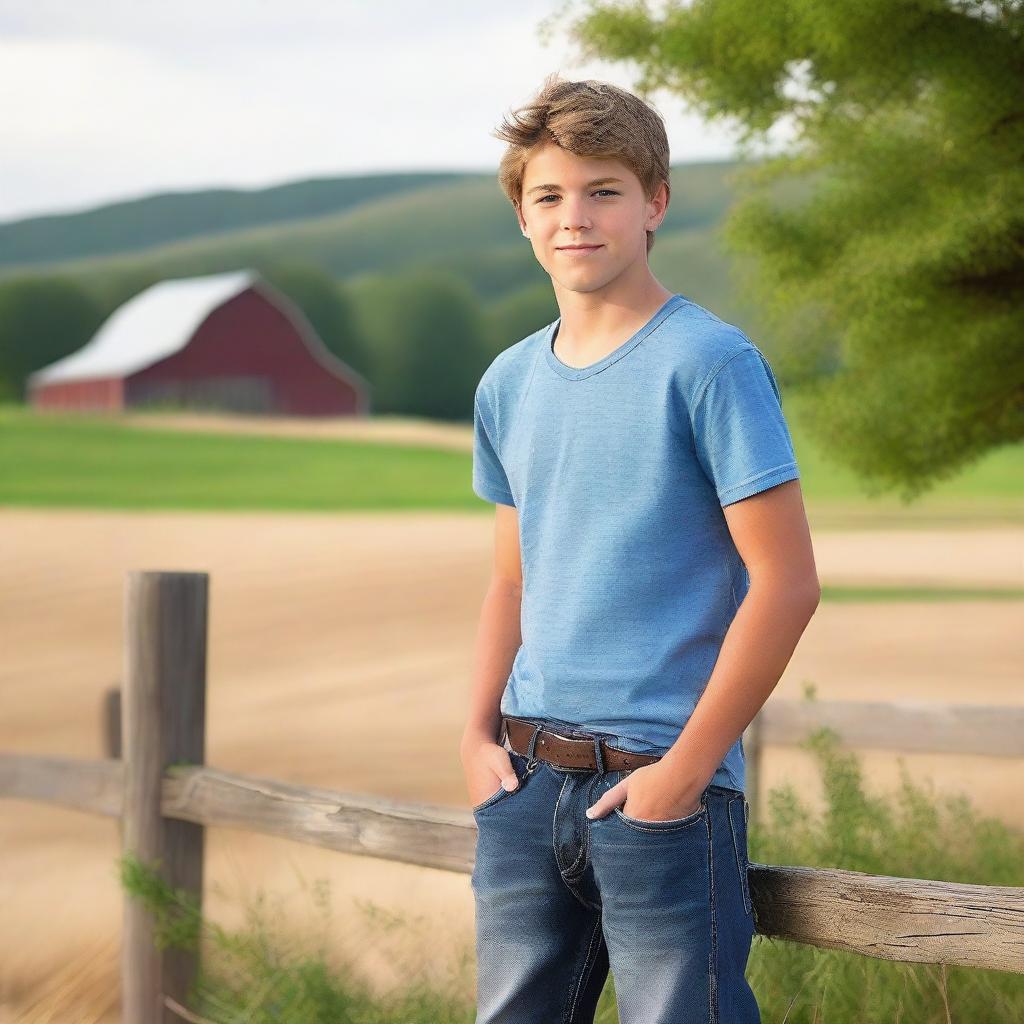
[1,403,1021,527]
[0,403,468,511]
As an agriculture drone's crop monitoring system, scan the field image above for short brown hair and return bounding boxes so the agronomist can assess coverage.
[492,74,671,254]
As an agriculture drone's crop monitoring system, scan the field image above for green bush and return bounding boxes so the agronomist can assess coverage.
[744,709,1023,1023]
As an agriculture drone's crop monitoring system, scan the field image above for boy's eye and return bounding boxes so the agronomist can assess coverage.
[536,190,619,203]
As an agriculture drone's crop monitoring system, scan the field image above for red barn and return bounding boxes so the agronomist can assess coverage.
[27,268,370,416]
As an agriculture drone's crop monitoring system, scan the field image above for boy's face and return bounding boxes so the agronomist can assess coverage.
[515,142,667,294]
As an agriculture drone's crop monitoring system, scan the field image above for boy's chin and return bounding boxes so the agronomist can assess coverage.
[548,268,622,293]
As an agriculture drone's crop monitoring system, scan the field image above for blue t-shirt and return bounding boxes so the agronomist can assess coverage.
[472,293,801,792]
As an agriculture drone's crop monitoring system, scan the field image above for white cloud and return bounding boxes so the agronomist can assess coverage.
[0,1,761,222]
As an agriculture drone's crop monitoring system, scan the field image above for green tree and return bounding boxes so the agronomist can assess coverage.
[549,0,1024,499]
[0,275,104,401]
[482,282,560,360]
[350,270,489,419]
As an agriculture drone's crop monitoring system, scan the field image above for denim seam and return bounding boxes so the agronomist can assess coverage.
[613,807,707,832]
[553,773,598,910]
[728,794,754,917]
[471,786,508,814]
[707,806,719,1024]
[552,772,574,875]
[563,817,588,878]
[565,910,605,1024]
[576,775,595,874]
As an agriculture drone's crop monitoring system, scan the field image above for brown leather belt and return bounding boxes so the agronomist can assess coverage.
[503,716,662,773]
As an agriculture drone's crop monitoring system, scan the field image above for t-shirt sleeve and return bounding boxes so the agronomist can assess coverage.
[472,384,516,507]
[691,346,800,507]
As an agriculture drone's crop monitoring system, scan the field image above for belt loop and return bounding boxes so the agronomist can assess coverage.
[593,735,606,775]
[525,723,542,772]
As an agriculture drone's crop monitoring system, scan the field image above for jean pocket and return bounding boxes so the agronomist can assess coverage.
[727,793,753,917]
[472,750,530,814]
[613,790,708,833]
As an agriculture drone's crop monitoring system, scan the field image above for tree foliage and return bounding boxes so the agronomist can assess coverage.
[349,270,490,419]
[551,0,1024,498]
[0,275,105,401]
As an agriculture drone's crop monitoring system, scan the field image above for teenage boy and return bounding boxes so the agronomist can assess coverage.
[461,74,820,1024]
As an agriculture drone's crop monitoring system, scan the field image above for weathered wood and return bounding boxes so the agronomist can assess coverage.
[750,863,1024,973]
[162,764,479,873]
[122,572,208,1024]
[103,687,123,846]
[0,753,122,815]
[2,752,1021,972]
[760,699,1024,756]
[103,686,122,760]
[742,698,1024,831]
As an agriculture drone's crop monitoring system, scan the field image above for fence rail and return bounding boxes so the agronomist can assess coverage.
[741,693,1024,818]
[3,749,1022,976]
[2,571,1022,1023]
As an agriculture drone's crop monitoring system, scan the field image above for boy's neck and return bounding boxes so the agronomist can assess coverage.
[552,278,676,366]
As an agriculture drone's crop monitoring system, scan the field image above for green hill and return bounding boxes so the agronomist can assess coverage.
[0,161,741,294]
[0,171,467,269]
[0,160,773,344]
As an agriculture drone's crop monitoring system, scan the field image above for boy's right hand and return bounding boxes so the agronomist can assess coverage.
[461,739,521,808]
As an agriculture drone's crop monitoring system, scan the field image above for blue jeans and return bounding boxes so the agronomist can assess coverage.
[470,721,760,1023]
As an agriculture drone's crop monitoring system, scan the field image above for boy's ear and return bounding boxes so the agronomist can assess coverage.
[514,200,529,237]
[646,180,670,231]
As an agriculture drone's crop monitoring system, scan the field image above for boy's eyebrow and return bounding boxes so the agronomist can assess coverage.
[525,177,626,195]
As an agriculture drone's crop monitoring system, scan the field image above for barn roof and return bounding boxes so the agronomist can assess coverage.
[28,269,261,385]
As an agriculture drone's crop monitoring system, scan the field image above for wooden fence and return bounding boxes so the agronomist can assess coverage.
[2,570,1022,1023]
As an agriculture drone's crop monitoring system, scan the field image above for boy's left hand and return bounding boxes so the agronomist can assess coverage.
[584,761,702,821]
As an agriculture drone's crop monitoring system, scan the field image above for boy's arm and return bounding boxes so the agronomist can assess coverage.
[655,478,820,797]
[460,503,523,755]
[648,345,817,807]
[587,478,820,818]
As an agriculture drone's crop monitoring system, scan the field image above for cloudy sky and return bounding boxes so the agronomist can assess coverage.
[0,1,783,223]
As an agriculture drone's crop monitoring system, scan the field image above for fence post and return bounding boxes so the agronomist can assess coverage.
[103,685,121,759]
[121,571,208,1024]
